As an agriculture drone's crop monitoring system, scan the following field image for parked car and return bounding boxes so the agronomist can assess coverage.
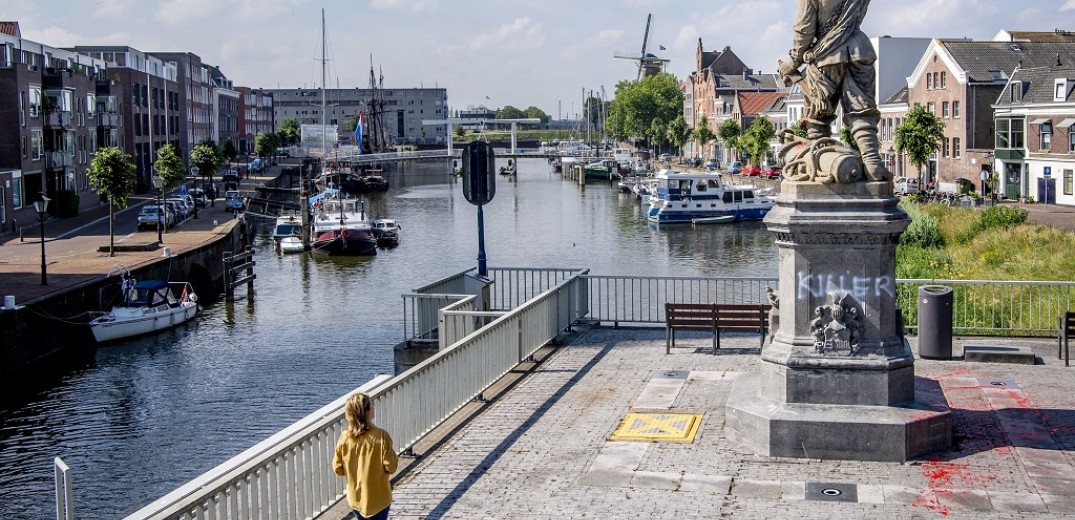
[222,168,241,184]
[136,205,176,231]
[224,190,244,212]
[250,158,265,172]
[657,153,671,162]
[760,166,782,179]
[189,188,208,208]
[167,197,192,219]
[742,164,762,177]
[894,176,920,195]
[162,200,185,221]
[728,161,743,174]
[704,160,718,171]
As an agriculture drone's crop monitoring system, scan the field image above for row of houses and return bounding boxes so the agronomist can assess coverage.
[0,21,274,232]
[684,29,1075,206]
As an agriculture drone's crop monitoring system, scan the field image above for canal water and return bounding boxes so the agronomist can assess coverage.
[0,158,778,518]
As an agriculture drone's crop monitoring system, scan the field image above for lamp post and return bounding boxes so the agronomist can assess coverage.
[33,194,50,286]
[151,173,164,243]
[190,166,200,219]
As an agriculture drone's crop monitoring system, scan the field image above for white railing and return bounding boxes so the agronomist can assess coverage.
[54,457,74,520]
[125,268,588,519]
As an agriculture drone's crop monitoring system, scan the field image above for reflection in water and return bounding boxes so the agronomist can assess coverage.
[0,159,778,517]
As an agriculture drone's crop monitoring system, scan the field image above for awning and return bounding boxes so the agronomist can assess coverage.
[1057,118,1075,128]
[1028,118,1050,125]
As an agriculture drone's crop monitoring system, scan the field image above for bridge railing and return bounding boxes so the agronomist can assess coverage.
[124,267,589,520]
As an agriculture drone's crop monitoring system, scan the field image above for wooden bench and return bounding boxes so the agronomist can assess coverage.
[1060,311,1075,366]
[665,302,771,355]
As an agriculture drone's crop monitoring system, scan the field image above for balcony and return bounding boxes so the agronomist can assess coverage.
[46,150,73,170]
[96,112,118,127]
[44,111,73,129]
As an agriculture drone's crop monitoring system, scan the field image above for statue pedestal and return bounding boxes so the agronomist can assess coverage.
[725,181,951,462]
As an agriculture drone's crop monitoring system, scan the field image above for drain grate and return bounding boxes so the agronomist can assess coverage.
[977,378,1020,389]
[609,413,702,442]
[805,482,858,503]
[652,370,689,380]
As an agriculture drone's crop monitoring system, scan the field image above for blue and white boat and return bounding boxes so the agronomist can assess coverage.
[645,169,774,224]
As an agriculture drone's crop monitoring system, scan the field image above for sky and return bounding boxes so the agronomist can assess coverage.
[3,0,1075,118]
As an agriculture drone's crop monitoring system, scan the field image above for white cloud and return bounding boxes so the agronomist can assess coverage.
[22,26,133,47]
[90,0,138,19]
[469,17,545,51]
[1062,0,1075,10]
[154,0,218,25]
[370,0,433,12]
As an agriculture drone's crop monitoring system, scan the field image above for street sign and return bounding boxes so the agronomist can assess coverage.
[461,141,496,205]
[1044,166,1052,177]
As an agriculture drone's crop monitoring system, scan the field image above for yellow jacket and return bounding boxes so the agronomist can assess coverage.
[333,425,399,517]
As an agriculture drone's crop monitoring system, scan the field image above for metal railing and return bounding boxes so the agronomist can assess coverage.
[896,279,1075,336]
[125,267,589,519]
[54,457,74,520]
[585,275,777,325]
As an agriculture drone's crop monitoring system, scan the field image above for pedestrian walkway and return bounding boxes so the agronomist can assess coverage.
[324,327,1074,519]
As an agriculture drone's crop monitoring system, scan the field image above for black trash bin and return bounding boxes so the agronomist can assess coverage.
[918,285,953,359]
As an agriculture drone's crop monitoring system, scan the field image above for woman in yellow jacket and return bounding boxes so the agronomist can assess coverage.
[334,393,399,519]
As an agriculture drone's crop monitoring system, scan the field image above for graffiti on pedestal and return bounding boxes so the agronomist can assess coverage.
[797,272,894,300]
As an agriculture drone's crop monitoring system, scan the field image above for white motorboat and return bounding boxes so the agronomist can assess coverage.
[692,215,736,225]
[646,169,774,224]
[278,235,306,254]
[89,276,199,343]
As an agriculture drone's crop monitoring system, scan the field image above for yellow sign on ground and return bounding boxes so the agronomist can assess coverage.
[609,412,703,442]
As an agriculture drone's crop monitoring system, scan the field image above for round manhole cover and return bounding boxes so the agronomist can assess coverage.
[822,488,842,496]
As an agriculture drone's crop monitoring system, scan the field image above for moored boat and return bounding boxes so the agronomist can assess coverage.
[89,275,199,343]
[692,215,736,225]
[646,169,774,224]
[371,218,401,247]
[278,235,306,254]
[311,193,378,256]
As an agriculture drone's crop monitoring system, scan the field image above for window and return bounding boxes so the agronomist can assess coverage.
[942,139,950,158]
[12,175,22,210]
[31,129,43,160]
[1058,79,1070,102]
[1066,169,1073,195]
[1010,82,1023,102]
[942,102,950,118]
[926,74,932,90]
[927,102,936,114]
[1041,122,1052,150]
[953,101,960,119]
[953,138,961,158]
[18,91,24,126]
[940,71,947,89]
[1070,126,1075,153]
[29,86,41,117]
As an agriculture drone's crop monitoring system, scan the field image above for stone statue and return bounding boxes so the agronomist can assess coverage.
[777,0,888,184]
[765,286,780,346]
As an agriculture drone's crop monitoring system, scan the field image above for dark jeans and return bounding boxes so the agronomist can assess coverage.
[352,506,389,520]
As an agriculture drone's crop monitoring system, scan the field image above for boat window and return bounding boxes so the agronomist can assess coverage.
[678,180,691,192]
[129,288,150,306]
[695,182,707,193]
[744,190,755,199]
[707,179,721,188]
[734,191,743,203]
[723,192,733,203]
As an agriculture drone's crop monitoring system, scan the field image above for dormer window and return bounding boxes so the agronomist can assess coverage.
[1057,79,1071,102]
[1010,81,1024,103]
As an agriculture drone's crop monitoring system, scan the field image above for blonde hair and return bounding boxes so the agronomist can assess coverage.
[344,393,374,439]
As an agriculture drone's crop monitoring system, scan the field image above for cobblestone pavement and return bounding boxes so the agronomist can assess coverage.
[360,328,1074,519]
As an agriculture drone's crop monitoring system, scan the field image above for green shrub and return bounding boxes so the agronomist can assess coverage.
[955,178,974,194]
[899,202,943,248]
[979,205,1028,230]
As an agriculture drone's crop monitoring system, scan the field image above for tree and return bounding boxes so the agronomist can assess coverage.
[254,132,277,161]
[497,105,526,119]
[741,115,776,165]
[221,139,238,164]
[607,73,684,148]
[666,115,691,155]
[894,104,946,186]
[524,106,550,125]
[87,147,135,257]
[191,140,223,188]
[693,115,717,157]
[788,123,809,139]
[717,118,742,161]
[154,144,186,192]
[278,117,301,146]
[453,125,466,138]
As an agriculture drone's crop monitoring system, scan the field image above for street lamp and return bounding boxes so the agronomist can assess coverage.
[190,166,200,219]
[33,193,50,286]
[152,173,164,243]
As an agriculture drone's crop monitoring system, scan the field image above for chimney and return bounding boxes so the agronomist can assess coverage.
[743,68,749,81]
[1058,52,1063,67]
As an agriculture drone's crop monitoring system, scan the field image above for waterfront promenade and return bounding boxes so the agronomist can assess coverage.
[325,327,1072,519]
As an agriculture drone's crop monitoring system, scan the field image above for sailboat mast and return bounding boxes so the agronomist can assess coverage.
[320,9,327,161]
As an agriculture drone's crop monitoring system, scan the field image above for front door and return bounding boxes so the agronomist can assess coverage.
[1038,177,1057,204]
[1004,163,1022,199]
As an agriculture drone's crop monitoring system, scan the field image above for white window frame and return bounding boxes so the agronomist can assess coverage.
[1041,122,1052,150]
[30,129,43,160]
[1057,79,1070,102]
[29,86,41,117]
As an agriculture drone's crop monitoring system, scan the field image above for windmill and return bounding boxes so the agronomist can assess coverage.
[613,14,670,80]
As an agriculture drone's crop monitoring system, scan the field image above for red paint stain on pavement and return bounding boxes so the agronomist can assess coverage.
[920,461,998,490]
[1006,390,1032,409]
[911,490,951,517]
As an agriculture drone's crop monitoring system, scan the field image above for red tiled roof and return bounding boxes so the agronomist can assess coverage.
[0,22,20,38]
[737,91,787,117]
